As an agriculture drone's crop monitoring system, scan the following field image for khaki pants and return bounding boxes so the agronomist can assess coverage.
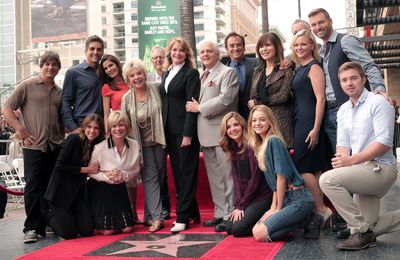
[320,161,399,236]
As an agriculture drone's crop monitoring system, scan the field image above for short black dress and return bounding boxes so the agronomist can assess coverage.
[87,180,134,231]
[292,60,324,173]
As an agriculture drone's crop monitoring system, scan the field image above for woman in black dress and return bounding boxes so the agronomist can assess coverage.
[291,29,331,226]
[45,113,105,239]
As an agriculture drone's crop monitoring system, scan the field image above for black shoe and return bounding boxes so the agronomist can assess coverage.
[203,218,223,227]
[336,227,350,239]
[215,221,227,232]
[161,209,171,220]
[336,230,377,250]
[333,212,347,231]
[304,213,324,239]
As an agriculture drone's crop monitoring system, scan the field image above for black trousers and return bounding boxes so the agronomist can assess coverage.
[225,198,272,237]
[166,133,200,223]
[160,148,171,212]
[23,147,60,234]
[48,198,94,239]
[0,179,7,218]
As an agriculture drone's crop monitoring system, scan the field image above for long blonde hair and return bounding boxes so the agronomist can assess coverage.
[248,105,286,171]
[220,112,248,160]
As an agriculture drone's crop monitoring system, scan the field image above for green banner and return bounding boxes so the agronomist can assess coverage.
[138,0,181,72]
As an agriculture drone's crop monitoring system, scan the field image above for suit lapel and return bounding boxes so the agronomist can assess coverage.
[168,66,186,90]
[199,62,222,101]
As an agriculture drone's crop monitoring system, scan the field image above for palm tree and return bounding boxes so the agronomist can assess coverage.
[261,0,269,33]
[179,0,197,57]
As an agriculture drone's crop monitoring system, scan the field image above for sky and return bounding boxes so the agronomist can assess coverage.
[266,0,347,52]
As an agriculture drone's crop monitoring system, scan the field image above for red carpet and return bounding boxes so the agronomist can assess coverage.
[16,153,284,259]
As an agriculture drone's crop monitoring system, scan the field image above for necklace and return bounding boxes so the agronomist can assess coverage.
[134,91,149,129]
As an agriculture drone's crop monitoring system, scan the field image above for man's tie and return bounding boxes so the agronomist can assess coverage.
[202,70,210,84]
[235,63,245,92]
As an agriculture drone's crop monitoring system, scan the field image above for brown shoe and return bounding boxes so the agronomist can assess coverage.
[336,230,377,250]
[144,220,154,227]
[149,220,164,232]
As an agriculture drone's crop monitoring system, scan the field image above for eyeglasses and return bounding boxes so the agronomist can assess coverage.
[152,56,164,60]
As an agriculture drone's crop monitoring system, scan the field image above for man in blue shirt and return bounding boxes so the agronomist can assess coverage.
[320,62,399,251]
[61,35,104,133]
[224,32,257,120]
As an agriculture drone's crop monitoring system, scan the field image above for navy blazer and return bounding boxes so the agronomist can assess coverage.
[159,62,200,138]
[227,56,257,119]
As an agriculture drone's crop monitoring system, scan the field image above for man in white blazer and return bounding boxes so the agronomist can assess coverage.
[186,40,239,232]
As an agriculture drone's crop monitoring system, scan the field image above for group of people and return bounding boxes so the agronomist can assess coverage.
[2,7,400,252]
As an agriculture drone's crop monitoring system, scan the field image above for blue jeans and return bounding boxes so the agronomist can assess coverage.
[323,107,339,150]
[263,188,314,241]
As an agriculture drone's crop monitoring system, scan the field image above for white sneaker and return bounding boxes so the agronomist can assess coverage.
[23,230,38,243]
[45,226,55,236]
[170,223,186,233]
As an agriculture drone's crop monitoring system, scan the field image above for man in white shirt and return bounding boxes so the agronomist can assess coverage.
[320,62,400,251]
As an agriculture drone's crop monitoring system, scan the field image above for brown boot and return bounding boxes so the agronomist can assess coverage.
[336,230,377,250]
[127,186,139,224]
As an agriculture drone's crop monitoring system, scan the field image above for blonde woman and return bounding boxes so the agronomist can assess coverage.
[87,111,140,235]
[121,59,166,232]
[291,29,332,228]
[248,105,314,242]
[159,37,201,232]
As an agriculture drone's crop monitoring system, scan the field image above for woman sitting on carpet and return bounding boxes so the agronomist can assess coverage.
[248,105,314,242]
[220,112,273,237]
[88,111,140,235]
[45,113,105,239]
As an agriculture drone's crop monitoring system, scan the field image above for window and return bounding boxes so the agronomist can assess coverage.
[194,24,204,31]
[72,60,80,66]
[101,5,106,12]
[193,0,203,7]
[132,38,138,44]
[131,0,138,8]
[131,13,137,21]
[194,11,204,19]
[195,36,205,43]
[102,29,107,37]
[102,17,106,25]
[131,26,138,33]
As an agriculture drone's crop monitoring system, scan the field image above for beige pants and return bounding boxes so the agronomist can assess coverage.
[202,146,234,220]
[320,161,399,236]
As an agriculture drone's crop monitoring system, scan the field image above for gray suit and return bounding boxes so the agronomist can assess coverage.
[198,61,239,219]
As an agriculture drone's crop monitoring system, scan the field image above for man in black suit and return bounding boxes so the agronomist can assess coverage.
[224,32,257,120]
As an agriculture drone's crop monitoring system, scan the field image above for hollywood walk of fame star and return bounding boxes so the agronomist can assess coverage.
[108,234,216,257]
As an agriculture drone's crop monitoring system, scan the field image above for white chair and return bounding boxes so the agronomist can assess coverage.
[0,161,24,210]
[12,159,25,184]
